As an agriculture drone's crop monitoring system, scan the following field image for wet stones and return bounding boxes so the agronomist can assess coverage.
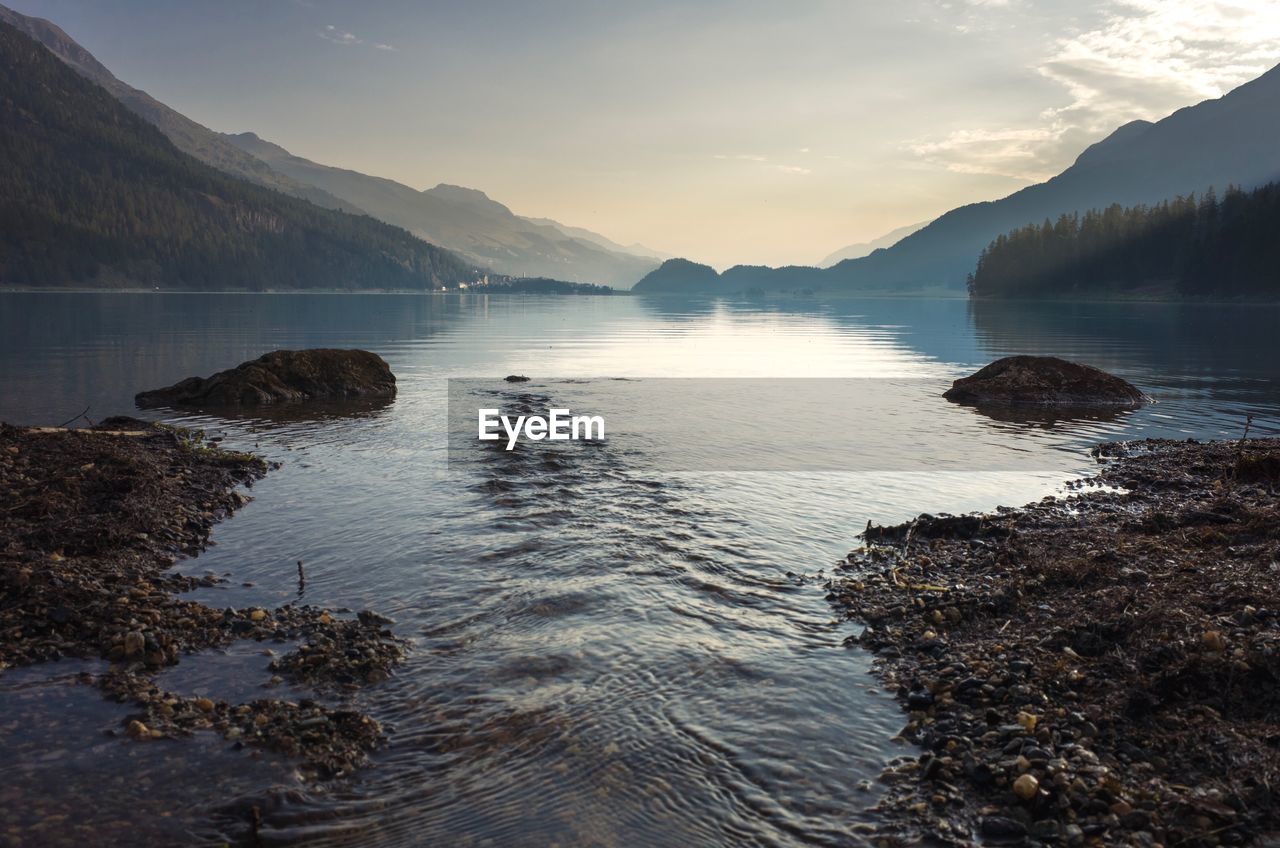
[1013,773,1040,801]
[123,631,145,658]
[1,421,405,781]
[980,815,1027,840]
[270,614,405,689]
[834,437,1280,846]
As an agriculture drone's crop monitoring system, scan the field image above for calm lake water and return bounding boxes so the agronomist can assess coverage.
[1,292,1278,846]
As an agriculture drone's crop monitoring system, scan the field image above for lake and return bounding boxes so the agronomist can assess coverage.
[1,292,1278,846]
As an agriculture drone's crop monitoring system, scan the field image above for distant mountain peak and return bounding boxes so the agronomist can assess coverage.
[0,4,111,80]
[426,183,492,202]
[0,3,355,212]
[818,219,932,268]
[222,133,659,286]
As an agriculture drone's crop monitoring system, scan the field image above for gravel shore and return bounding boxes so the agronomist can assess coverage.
[832,437,1280,847]
[0,420,405,786]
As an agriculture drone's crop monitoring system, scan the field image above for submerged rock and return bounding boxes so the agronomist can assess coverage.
[136,349,396,407]
[943,355,1148,407]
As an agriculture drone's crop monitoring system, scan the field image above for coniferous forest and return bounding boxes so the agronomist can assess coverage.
[0,21,478,290]
[967,183,1280,300]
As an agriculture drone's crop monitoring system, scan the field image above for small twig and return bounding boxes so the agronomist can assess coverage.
[1224,413,1256,484]
[1239,413,1255,446]
[57,405,95,429]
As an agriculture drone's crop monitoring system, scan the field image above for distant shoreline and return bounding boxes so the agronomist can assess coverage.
[3,287,1280,306]
[0,287,625,296]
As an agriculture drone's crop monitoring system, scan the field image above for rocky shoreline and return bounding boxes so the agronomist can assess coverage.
[0,420,405,786]
[833,437,1280,846]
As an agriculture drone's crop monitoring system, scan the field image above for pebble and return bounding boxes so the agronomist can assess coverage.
[1013,773,1039,801]
[980,816,1027,839]
[123,631,145,657]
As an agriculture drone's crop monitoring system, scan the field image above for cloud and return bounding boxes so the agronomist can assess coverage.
[911,0,1280,181]
[320,25,360,45]
[909,127,1061,182]
[711,154,811,175]
[318,24,396,52]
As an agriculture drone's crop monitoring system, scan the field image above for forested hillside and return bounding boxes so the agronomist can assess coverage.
[968,184,1280,300]
[0,21,477,290]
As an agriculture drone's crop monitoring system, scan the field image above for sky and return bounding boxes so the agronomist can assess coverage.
[9,0,1280,268]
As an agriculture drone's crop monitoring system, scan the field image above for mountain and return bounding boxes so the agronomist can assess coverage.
[653,63,1280,296]
[968,184,1280,300]
[224,132,660,288]
[721,264,822,292]
[818,220,930,267]
[631,259,825,295]
[0,2,656,287]
[821,64,1280,292]
[0,20,476,290]
[631,259,723,294]
[0,3,357,213]
[523,217,669,262]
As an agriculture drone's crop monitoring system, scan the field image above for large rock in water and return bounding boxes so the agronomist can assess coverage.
[136,349,396,407]
[943,356,1148,407]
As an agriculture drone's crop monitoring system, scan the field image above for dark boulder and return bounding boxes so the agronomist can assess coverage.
[136,349,396,408]
[943,356,1148,407]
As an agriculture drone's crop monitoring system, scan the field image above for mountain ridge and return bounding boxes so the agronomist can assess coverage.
[0,19,476,290]
[818,220,932,268]
[0,2,657,288]
[640,63,1280,295]
[225,131,660,287]
[0,3,359,213]
[822,63,1280,292]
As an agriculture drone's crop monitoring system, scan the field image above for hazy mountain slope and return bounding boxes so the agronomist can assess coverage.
[0,2,356,213]
[225,132,659,287]
[0,20,476,290]
[523,217,669,262]
[826,64,1280,291]
[818,220,931,267]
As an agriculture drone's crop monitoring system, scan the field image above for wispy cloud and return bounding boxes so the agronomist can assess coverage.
[911,0,1280,181]
[318,24,396,52]
[909,127,1061,182]
[711,154,811,175]
[319,25,360,45]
